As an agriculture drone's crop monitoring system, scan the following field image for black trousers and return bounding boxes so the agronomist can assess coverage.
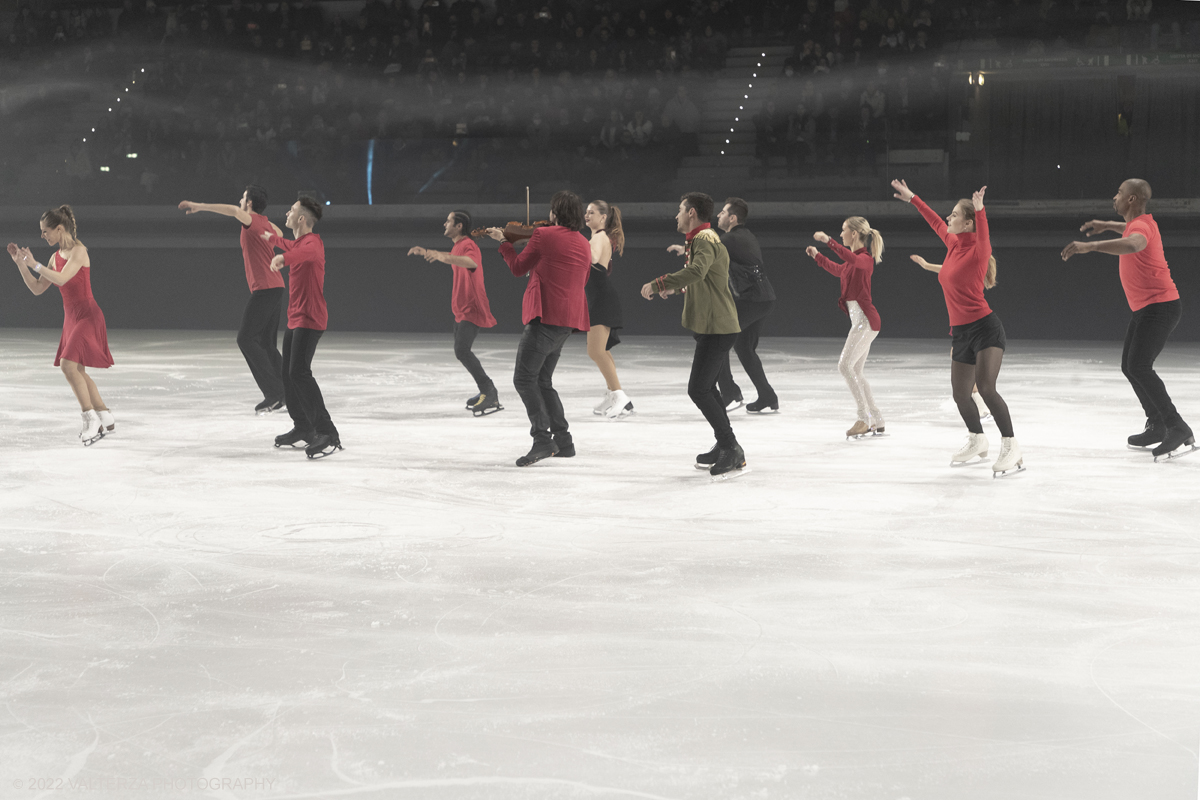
[237,288,284,402]
[282,327,336,437]
[513,321,573,444]
[690,333,740,448]
[717,299,776,403]
[1122,299,1184,428]
[454,321,495,393]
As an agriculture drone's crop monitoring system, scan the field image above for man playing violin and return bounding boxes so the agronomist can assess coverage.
[485,191,592,466]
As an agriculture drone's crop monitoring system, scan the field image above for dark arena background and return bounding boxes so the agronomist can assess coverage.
[2,2,1199,798]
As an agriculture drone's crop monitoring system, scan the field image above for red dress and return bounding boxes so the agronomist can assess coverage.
[53,250,113,368]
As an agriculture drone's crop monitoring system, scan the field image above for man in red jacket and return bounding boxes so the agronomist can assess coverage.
[487,191,591,466]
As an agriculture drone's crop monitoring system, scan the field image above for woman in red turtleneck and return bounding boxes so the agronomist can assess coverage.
[893,179,1022,476]
[806,215,886,439]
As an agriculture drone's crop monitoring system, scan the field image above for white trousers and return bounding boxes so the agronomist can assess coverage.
[838,301,883,426]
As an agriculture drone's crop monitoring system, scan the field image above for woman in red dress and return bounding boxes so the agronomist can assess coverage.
[8,205,115,445]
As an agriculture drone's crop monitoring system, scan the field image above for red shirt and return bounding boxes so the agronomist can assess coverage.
[499,226,591,330]
[268,232,328,330]
[449,237,497,328]
[913,196,993,327]
[813,241,881,332]
[1119,214,1179,311]
[240,212,285,292]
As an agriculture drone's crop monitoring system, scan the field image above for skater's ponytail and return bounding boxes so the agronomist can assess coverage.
[844,216,884,264]
[42,205,80,244]
[985,256,997,289]
[591,199,624,256]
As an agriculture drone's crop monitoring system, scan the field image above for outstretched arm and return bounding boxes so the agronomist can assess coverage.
[1061,233,1147,260]
[910,255,942,273]
[407,246,479,269]
[1080,219,1126,237]
[178,200,253,227]
[15,245,87,287]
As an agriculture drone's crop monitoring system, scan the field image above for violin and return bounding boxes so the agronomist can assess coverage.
[470,220,551,243]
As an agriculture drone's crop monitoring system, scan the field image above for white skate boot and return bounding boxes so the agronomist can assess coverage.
[605,389,634,419]
[991,436,1025,478]
[593,390,615,416]
[79,409,105,446]
[98,408,116,432]
[950,432,989,466]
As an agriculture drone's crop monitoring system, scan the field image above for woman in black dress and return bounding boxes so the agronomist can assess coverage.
[583,200,634,418]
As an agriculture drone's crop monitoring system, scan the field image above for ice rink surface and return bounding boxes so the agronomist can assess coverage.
[1,329,1198,800]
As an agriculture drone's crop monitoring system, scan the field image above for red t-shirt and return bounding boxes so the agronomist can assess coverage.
[268,232,328,330]
[913,196,993,327]
[1119,214,1179,311]
[240,213,285,292]
[449,238,497,328]
[813,241,881,332]
[499,226,591,330]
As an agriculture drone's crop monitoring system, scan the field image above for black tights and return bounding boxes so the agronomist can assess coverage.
[951,347,1014,438]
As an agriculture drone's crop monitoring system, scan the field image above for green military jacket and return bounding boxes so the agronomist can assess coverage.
[651,226,741,335]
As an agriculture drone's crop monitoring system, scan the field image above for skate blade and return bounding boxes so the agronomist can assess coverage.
[1154,444,1199,462]
[472,404,503,417]
[746,407,780,414]
[605,406,635,420]
[992,463,1026,478]
[306,444,343,460]
[949,454,989,467]
[848,432,887,441]
[710,466,750,482]
[1126,443,1156,451]
[694,463,714,470]
[81,431,105,446]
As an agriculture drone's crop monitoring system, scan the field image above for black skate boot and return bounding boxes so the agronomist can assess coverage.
[1127,418,1165,448]
[694,443,720,470]
[746,394,779,414]
[468,386,503,416]
[552,431,575,458]
[274,427,315,448]
[710,442,748,481]
[516,439,559,467]
[1152,423,1197,461]
[465,392,483,409]
[305,432,343,459]
[255,398,284,415]
[723,391,744,412]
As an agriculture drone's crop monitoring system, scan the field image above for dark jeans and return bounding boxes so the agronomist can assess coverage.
[282,327,336,437]
[454,321,494,393]
[513,321,573,444]
[1122,299,1184,428]
[237,288,284,402]
[717,299,776,403]
[690,333,740,448]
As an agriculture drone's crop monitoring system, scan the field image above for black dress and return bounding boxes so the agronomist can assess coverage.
[585,262,623,350]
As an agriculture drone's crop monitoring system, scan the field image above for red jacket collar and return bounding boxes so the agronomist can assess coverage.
[685,223,712,242]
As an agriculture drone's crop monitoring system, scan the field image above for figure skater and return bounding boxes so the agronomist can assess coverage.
[583,199,634,418]
[806,216,885,439]
[8,205,115,445]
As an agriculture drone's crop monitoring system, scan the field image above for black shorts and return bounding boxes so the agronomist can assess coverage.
[951,312,1006,365]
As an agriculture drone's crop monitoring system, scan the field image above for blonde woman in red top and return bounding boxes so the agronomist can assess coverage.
[805,216,886,439]
[8,206,115,445]
[893,179,1023,476]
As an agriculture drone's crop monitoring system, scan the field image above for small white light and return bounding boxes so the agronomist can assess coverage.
[127,152,138,158]
[744,95,748,98]
[721,150,725,154]
[117,98,121,102]
[726,139,730,143]
[1057,164,1061,168]
[141,68,145,72]
[761,52,765,56]
[753,73,757,77]
[325,201,331,206]
[100,166,110,172]
[108,108,112,111]
[730,128,734,132]
[91,128,95,132]
[734,117,739,121]
[82,138,86,142]
[748,84,753,88]
[739,106,743,110]
[125,88,128,92]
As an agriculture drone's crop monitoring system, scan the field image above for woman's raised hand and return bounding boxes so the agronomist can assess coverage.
[972,185,987,211]
[7,243,20,264]
[813,231,830,244]
[805,246,818,259]
[891,179,914,203]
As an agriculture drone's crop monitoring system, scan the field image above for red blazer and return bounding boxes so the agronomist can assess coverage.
[499,226,591,330]
[813,241,881,332]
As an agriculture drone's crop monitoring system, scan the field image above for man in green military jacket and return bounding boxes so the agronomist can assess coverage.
[641,192,747,480]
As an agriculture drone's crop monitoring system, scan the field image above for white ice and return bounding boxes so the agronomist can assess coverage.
[1,329,1198,799]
